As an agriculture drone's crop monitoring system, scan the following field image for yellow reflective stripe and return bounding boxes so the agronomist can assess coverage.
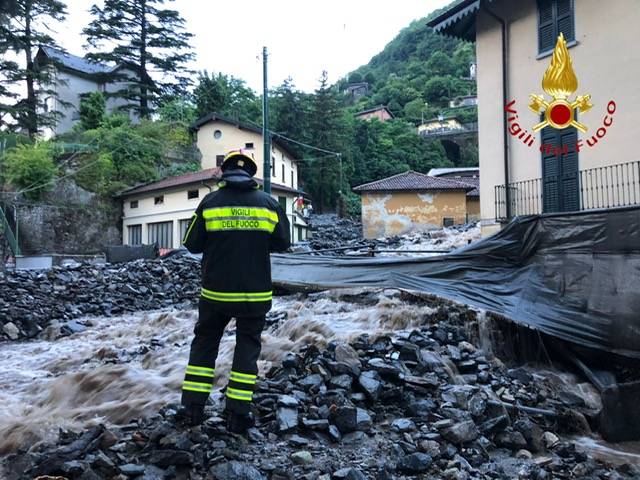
[201,288,272,303]
[203,207,278,223]
[226,387,253,401]
[230,370,257,379]
[186,365,215,377]
[182,381,212,393]
[205,219,276,233]
[182,213,198,244]
[230,372,257,384]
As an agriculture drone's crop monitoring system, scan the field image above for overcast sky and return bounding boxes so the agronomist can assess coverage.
[51,0,452,93]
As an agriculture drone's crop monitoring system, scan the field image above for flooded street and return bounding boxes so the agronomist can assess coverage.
[0,289,431,453]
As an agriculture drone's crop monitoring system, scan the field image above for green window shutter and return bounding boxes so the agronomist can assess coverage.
[538,0,555,53]
[559,129,580,211]
[541,125,561,213]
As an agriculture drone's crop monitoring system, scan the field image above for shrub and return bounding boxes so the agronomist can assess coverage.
[3,142,58,200]
[79,91,106,130]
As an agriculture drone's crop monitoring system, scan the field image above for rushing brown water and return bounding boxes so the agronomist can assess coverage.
[0,289,432,453]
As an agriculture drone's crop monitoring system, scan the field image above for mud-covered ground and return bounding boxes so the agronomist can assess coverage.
[2,290,639,480]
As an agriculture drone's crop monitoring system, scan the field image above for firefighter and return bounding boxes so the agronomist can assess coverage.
[180,149,291,432]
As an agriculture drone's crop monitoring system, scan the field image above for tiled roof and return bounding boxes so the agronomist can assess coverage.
[39,46,115,75]
[456,176,479,197]
[353,170,474,193]
[117,168,222,197]
[117,167,308,198]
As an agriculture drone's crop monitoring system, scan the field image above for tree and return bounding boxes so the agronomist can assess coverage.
[192,71,261,123]
[4,142,58,199]
[270,78,307,158]
[0,0,67,137]
[348,72,363,84]
[307,71,346,212]
[79,91,106,130]
[83,0,194,118]
[193,71,226,118]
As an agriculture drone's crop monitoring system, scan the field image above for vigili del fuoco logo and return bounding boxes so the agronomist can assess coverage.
[505,33,617,156]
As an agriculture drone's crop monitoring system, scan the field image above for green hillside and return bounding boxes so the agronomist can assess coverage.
[341,11,477,125]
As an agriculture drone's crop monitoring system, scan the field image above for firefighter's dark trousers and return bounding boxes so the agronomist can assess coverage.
[181,299,265,414]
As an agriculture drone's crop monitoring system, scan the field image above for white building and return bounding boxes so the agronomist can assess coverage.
[34,46,136,138]
[117,114,311,250]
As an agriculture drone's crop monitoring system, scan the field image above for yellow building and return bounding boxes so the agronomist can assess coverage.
[418,115,464,135]
[118,114,310,249]
[429,0,640,236]
[353,171,475,238]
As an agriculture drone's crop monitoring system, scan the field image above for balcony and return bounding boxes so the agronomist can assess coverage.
[495,160,640,220]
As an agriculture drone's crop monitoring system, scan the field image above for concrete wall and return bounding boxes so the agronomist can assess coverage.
[476,0,640,235]
[12,180,121,255]
[360,191,468,238]
[197,121,298,190]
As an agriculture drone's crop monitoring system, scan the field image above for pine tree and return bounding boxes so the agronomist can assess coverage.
[0,0,67,137]
[270,78,307,159]
[83,0,194,118]
[307,71,345,213]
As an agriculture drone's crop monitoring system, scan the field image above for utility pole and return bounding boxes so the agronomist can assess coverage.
[262,46,271,194]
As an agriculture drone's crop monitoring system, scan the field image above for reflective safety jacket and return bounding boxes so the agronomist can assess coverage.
[182,170,291,316]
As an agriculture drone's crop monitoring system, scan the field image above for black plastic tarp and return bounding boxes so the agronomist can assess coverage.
[272,206,640,358]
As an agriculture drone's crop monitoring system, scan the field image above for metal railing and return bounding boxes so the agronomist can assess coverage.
[495,160,640,220]
[419,122,478,139]
[0,204,20,256]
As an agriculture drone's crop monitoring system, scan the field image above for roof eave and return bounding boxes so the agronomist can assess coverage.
[427,0,486,42]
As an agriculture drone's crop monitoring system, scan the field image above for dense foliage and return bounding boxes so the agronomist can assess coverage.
[1,1,477,216]
[83,0,194,118]
[0,0,68,137]
[3,142,58,200]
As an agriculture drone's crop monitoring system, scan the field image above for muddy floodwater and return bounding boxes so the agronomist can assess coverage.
[0,289,431,452]
[1,288,638,469]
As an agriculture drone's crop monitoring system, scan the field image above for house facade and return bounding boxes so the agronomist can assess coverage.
[418,115,464,136]
[355,106,394,122]
[35,46,135,138]
[428,167,480,221]
[353,171,475,238]
[430,0,640,236]
[117,114,310,250]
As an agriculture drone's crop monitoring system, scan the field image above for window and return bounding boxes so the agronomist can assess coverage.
[245,142,254,149]
[291,171,295,188]
[278,196,287,212]
[187,189,199,199]
[154,195,164,205]
[282,164,285,183]
[297,226,303,242]
[179,218,192,243]
[128,225,142,245]
[271,156,276,176]
[148,221,173,249]
[214,129,222,139]
[216,155,225,167]
[130,200,138,209]
[538,0,575,54]
[443,217,454,227]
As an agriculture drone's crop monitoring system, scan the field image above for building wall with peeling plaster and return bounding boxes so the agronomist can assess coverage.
[360,191,468,238]
[467,198,480,220]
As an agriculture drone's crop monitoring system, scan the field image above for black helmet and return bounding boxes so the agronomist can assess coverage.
[220,150,258,177]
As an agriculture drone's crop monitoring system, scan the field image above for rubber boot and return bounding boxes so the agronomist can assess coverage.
[226,411,254,434]
[178,403,205,426]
